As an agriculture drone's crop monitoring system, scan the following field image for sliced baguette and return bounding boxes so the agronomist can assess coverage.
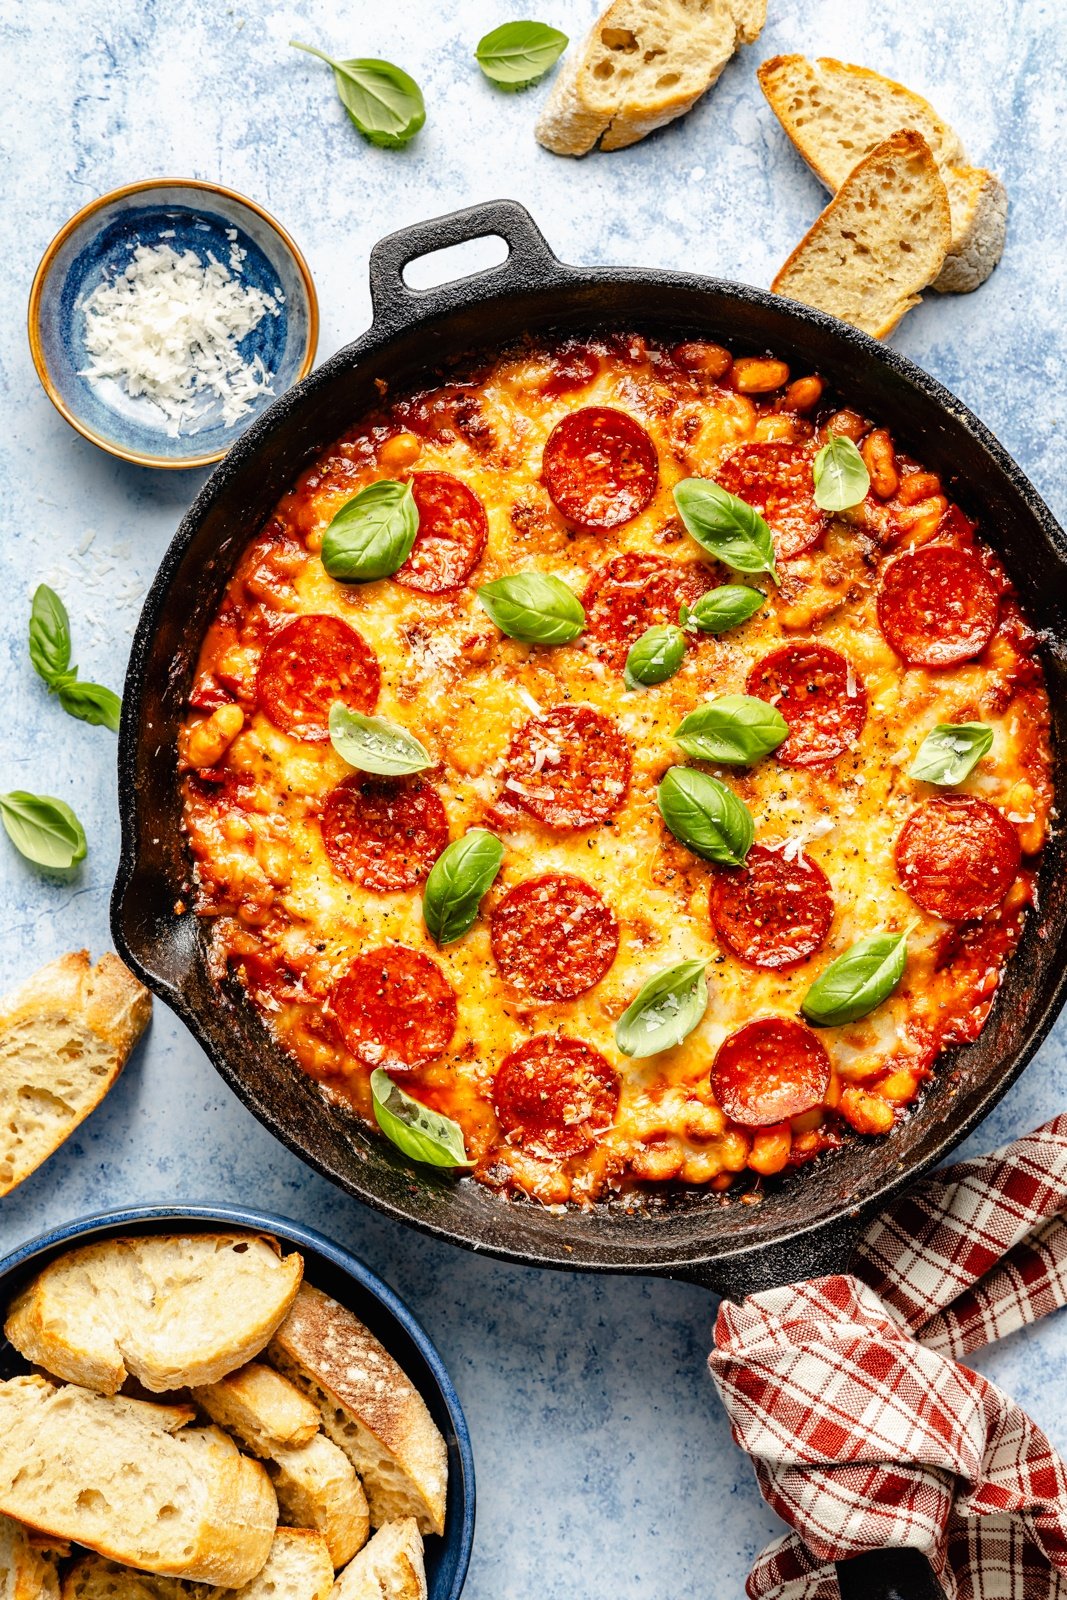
[60,1529,333,1600]
[0,1513,60,1600]
[758,54,1006,292]
[772,130,952,338]
[0,952,151,1198]
[194,1365,322,1455]
[5,1233,303,1394]
[0,1377,276,1586]
[329,1522,425,1600]
[535,0,766,156]
[266,1438,369,1571]
[267,1287,446,1537]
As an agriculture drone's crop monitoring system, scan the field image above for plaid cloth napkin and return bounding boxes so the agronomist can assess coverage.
[709,1115,1067,1600]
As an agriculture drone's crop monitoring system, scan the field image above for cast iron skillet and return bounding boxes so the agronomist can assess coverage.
[113,201,1067,1599]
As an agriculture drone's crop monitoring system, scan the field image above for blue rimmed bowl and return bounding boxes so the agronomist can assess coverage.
[28,180,318,469]
[0,1203,474,1600]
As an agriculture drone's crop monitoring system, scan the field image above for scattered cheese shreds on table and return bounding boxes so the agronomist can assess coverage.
[77,241,281,436]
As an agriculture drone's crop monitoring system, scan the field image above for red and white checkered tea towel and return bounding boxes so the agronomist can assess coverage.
[709,1115,1067,1600]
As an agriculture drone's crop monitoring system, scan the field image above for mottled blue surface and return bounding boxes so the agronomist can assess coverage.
[1,1,1066,1595]
[33,182,313,464]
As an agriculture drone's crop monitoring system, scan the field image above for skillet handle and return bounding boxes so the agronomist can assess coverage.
[836,1549,948,1599]
[368,199,572,328]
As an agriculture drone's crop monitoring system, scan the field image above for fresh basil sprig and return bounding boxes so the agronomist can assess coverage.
[674,695,788,766]
[657,766,754,866]
[801,932,908,1027]
[477,572,585,644]
[321,480,419,582]
[475,21,568,89]
[329,705,430,775]
[682,585,764,634]
[813,435,870,512]
[29,585,121,732]
[0,791,87,870]
[423,830,504,945]
[616,958,708,1059]
[625,624,685,689]
[909,723,993,786]
[370,1069,473,1169]
[673,479,778,584]
[290,42,425,147]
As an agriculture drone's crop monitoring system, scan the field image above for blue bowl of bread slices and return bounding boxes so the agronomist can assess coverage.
[0,1205,474,1600]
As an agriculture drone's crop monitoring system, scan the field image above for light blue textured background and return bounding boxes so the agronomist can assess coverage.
[1,1,1065,1594]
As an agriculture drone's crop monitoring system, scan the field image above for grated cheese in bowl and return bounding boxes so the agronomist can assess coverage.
[77,239,281,437]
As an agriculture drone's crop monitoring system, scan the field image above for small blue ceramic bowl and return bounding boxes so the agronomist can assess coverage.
[28,180,318,469]
[0,1203,474,1600]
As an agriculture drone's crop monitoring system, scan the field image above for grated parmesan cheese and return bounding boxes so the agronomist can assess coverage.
[78,241,281,436]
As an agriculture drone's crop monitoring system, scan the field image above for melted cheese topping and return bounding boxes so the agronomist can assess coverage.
[181,335,1052,1205]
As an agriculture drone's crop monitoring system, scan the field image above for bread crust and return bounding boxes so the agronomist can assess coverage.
[536,0,766,156]
[328,1522,425,1600]
[0,952,151,1198]
[771,130,951,338]
[194,1364,322,1456]
[267,1287,446,1538]
[5,1234,303,1395]
[758,53,1005,293]
[60,1529,334,1600]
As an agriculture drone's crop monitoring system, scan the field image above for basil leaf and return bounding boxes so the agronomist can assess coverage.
[477,572,585,644]
[0,791,87,870]
[802,932,908,1027]
[29,584,72,684]
[673,478,778,584]
[674,695,788,766]
[616,958,708,1059]
[684,584,765,634]
[423,829,504,945]
[656,766,754,866]
[624,624,685,689]
[321,480,419,582]
[329,705,430,775]
[57,679,122,732]
[475,21,568,89]
[370,1069,473,1168]
[909,722,994,786]
[813,435,870,512]
[290,42,425,148]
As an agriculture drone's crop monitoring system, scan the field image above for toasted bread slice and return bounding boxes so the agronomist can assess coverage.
[772,130,952,338]
[535,0,766,156]
[0,952,150,1198]
[5,1234,303,1394]
[758,54,1006,292]
[267,1287,446,1537]
[60,1529,334,1600]
[0,1377,276,1586]
[329,1522,425,1600]
[266,1437,369,1571]
[0,1513,60,1600]
[195,1365,321,1455]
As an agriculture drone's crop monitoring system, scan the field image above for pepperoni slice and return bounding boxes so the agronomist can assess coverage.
[712,1019,831,1128]
[542,407,658,532]
[393,472,488,595]
[492,1035,620,1158]
[710,845,834,970]
[539,343,601,397]
[502,704,632,828]
[746,644,867,766]
[321,774,448,893]
[877,545,1000,667]
[716,442,827,561]
[332,946,456,1070]
[256,615,380,742]
[491,874,619,1002]
[896,797,1021,921]
[581,552,718,669]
